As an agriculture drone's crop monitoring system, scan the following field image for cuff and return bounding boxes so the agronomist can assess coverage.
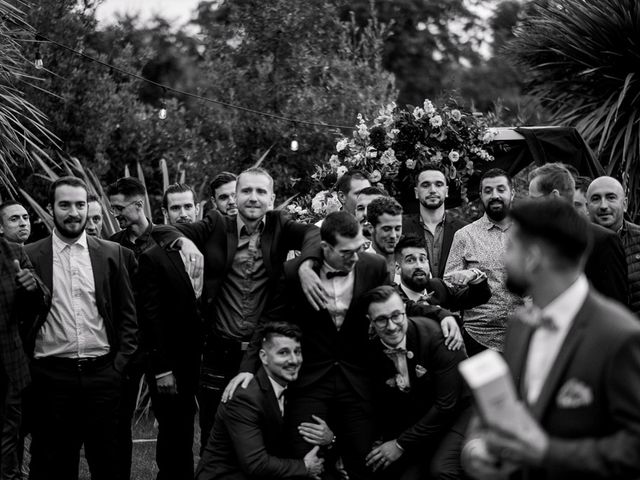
[155,371,173,380]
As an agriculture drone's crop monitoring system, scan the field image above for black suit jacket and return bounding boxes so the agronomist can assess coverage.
[163,210,321,322]
[135,243,203,392]
[369,318,470,452]
[402,213,468,278]
[500,289,640,480]
[585,223,628,305]
[242,253,390,401]
[195,367,307,480]
[24,235,138,373]
[399,278,491,319]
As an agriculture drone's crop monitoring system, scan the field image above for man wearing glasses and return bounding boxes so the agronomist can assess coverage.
[364,285,471,480]
[229,211,389,480]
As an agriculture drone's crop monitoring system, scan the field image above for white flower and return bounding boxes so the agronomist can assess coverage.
[448,150,460,163]
[311,192,327,214]
[405,159,416,170]
[430,151,443,163]
[450,109,462,122]
[326,194,342,213]
[287,204,297,213]
[395,374,409,392]
[329,155,340,168]
[336,165,348,178]
[429,115,443,128]
[366,147,378,159]
[380,148,397,166]
[369,170,382,183]
[387,128,400,140]
[423,99,436,115]
[482,128,497,144]
[412,107,426,120]
[336,139,348,152]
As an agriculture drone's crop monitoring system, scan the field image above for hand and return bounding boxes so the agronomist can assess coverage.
[485,402,549,467]
[14,259,37,291]
[365,439,403,472]
[303,445,324,479]
[221,372,254,403]
[298,259,327,311]
[298,415,334,446]
[462,437,514,480]
[444,269,478,287]
[177,238,203,278]
[440,316,463,350]
[156,373,178,395]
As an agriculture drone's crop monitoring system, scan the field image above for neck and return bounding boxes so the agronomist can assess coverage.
[266,371,288,388]
[419,204,445,224]
[528,270,581,309]
[53,229,82,245]
[486,214,510,229]
[128,216,149,240]
[239,213,264,234]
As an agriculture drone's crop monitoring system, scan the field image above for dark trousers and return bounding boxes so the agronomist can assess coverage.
[117,356,145,480]
[462,328,487,357]
[148,373,197,480]
[1,382,22,480]
[197,337,245,454]
[28,356,121,480]
[286,369,376,480]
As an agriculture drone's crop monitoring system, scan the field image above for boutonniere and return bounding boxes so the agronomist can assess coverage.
[407,351,414,360]
[415,364,427,378]
[385,374,410,392]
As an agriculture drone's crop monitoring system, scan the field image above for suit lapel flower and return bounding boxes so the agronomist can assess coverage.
[385,374,410,392]
[415,364,427,378]
[556,378,593,409]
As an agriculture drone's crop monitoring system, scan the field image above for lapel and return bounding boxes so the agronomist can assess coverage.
[260,213,274,275]
[341,258,369,329]
[529,293,594,420]
[166,250,196,298]
[256,368,284,427]
[87,236,106,305]
[37,237,54,291]
[225,215,238,272]
[439,216,457,277]
[405,320,420,384]
[506,320,536,399]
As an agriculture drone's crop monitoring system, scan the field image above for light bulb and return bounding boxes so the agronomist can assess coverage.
[159,107,167,120]
[290,139,299,151]
[34,58,43,69]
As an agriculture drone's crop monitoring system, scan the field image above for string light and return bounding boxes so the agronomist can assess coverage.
[34,45,43,69]
[290,136,299,152]
[159,89,167,120]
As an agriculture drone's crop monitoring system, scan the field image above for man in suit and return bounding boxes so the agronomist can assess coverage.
[162,167,323,450]
[364,286,471,479]
[196,321,325,480]
[402,163,467,279]
[367,196,403,280]
[528,162,628,305]
[463,199,640,480]
[0,201,31,245]
[85,194,104,238]
[24,176,138,480]
[229,211,389,480]
[136,183,204,480]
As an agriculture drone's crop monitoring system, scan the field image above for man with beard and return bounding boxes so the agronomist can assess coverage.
[463,199,640,480]
[403,163,468,279]
[445,168,522,355]
[0,201,31,245]
[23,177,137,480]
[209,172,238,216]
[528,164,627,306]
[367,196,403,281]
[85,194,104,238]
[162,183,201,224]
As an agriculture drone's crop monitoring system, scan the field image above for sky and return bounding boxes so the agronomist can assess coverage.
[95,0,202,27]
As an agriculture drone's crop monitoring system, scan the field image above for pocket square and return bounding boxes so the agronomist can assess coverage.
[415,365,427,378]
[556,378,593,408]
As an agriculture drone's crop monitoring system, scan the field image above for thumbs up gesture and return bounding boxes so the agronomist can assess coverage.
[14,259,37,291]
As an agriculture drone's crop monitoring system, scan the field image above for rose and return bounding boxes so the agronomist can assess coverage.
[370,170,382,183]
[405,159,416,170]
[448,150,460,163]
[423,99,436,115]
[482,128,497,144]
[326,194,342,213]
[412,107,426,120]
[329,154,340,168]
[450,109,462,122]
[380,148,397,166]
[311,191,327,214]
[430,115,443,128]
[336,165,348,178]
[336,139,348,152]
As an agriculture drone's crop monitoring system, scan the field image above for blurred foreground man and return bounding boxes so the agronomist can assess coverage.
[463,199,640,480]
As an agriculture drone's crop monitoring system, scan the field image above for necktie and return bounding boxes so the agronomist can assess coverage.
[277,389,286,416]
[326,270,348,279]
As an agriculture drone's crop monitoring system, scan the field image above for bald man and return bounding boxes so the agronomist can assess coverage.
[587,176,640,314]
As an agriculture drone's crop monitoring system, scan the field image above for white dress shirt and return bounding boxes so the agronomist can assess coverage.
[524,275,589,404]
[267,375,287,415]
[381,337,411,389]
[399,281,429,302]
[35,231,110,359]
[319,262,355,331]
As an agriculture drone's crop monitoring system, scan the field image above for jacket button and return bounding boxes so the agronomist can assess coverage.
[636,254,640,260]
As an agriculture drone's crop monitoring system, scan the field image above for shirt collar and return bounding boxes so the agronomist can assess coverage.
[381,336,407,351]
[420,212,446,229]
[52,230,88,253]
[320,261,352,279]
[267,374,287,399]
[237,215,266,237]
[541,274,589,331]
[399,281,427,302]
[478,213,512,232]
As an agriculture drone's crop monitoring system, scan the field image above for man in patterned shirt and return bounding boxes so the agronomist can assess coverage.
[444,168,522,355]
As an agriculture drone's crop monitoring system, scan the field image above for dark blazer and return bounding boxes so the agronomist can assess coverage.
[24,235,138,373]
[195,367,307,480]
[135,244,203,392]
[0,239,49,393]
[586,223,628,305]
[242,253,389,401]
[501,289,640,480]
[402,213,468,278]
[161,210,321,322]
[369,318,470,452]
[399,278,491,318]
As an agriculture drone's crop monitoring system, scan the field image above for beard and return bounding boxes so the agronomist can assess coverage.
[419,196,444,210]
[484,198,509,222]
[53,213,87,240]
[506,274,528,297]
[403,269,430,291]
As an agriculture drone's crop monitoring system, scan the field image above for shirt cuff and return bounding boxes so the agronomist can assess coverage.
[155,371,173,380]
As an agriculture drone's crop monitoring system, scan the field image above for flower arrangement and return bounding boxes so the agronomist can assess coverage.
[287,99,497,222]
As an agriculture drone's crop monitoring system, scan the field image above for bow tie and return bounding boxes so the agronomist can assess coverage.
[326,270,349,279]
[383,347,407,358]
[516,304,557,331]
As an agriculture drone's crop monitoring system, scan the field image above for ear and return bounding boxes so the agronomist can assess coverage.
[414,186,419,200]
[550,189,561,198]
[395,260,401,275]
[259,348,268,366]
[445,185,449,198]
[525,243,543,273]
[337,191,347,206]
[195,203,201,216]
[47,203,53,216]
[624,196,629,213]
[161,208,168,222]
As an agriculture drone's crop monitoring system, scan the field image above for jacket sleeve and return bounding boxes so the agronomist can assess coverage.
[281,214,322,262]
[442,279,492,312]
[113,246,139,373]
[16,246,51,324]
[153,210,220,251]
[585,231,628,305]
[543,333,640,477]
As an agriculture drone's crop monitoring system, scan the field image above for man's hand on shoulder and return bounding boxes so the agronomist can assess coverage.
[298,259,327,311]
[222,372,254,403]
[175,237,204,278]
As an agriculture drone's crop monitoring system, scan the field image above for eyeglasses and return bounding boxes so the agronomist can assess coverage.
[371,311,405,329]
[329,242,368,260]
[108,200,139,215]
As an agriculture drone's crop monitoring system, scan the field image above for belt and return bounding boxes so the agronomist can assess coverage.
[35,353,114,372]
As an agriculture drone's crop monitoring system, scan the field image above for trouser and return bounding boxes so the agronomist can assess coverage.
[197,337,246,454]
[285,369,376,480]
[116,356,145,480]
[462,328,487,357]
[28,354,121,480]
[1,382,22,480]
[148,372,197,480]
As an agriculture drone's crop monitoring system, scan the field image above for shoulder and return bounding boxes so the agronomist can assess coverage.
[586,291,640,336]
[589,222,617,244]
[358,252,388,273]
[409,316,443,338]
[402,213,420,229]
[625,221,640,236]
[89,236,123,253]
[24,237,50,256]
[226,376,264,412]
[447,215,468,229]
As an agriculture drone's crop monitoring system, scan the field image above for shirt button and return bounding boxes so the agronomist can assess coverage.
[635,254,640,260]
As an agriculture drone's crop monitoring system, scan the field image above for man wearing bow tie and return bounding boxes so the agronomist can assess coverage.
[463,199,640,480]
[364,286,471,479]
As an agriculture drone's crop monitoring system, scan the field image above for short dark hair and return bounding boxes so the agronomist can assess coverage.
[259,321,302,347]
[528,163,575,200]
[574,176,592,195]
[394,234,427,259]
[510,198,590,267]
[49,177,88,205]
[238,167,274,191]
[321,211,361,246]
[87,194,100,203]
[415,162,448,185]
[0,200,24,218]
[162,183,197,210]
[209,172,237,197]
[480,168,512,190]
[366,196,403,227]
[357,186,387,197]
[106,177,146,199]
[361,285,401,313]
[335,169,369,196]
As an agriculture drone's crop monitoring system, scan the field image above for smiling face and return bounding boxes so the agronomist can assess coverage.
[481,175,513,222]
[0,204,31,244]
[259,334,302,386]
[50,185,88,241]
[372,213,403,255]
[587,177,626,231]
[236,172,274,223]
[322,230,367,272]
[415,170,448,210]
[368,293,408,347]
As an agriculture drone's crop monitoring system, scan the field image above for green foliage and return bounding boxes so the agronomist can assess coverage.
[508,0,640,215]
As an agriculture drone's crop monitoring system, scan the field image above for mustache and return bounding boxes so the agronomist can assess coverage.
[412,269,428,276]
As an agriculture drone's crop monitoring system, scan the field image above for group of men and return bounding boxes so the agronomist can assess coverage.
[1,159,640,480]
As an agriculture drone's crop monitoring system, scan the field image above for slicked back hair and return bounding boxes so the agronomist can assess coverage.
[162,183,197,210]
[209,171,237,197]
[415,162,448,185]
[361,285,401,313]
[335,169,369,196]
[528,163,575,200]
[480,168,512,190]
[260,321,303,348]
[106,177,146,200]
